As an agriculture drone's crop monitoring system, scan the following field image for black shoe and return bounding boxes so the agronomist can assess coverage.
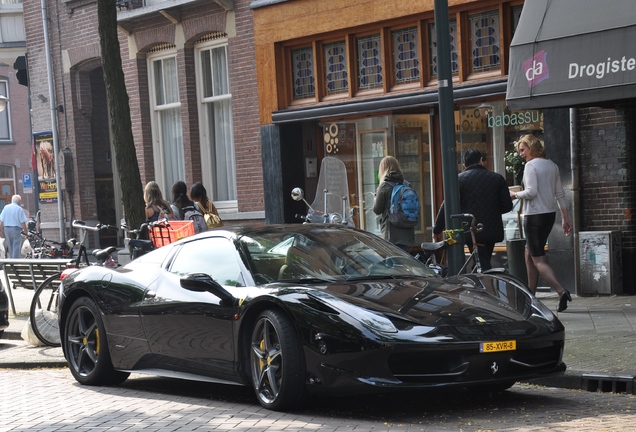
[557,289,572,312]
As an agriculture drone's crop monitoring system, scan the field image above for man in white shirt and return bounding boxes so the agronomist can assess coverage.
[0,195,29,258]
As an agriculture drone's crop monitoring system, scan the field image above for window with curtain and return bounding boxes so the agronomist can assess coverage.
[148,53,184,195]
[197,41,236,203]
[0,81,10,141]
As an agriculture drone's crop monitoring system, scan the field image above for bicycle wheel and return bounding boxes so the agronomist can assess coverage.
[30,273,63,347]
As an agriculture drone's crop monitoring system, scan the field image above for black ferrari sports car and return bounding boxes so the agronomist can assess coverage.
[58,224,565,411]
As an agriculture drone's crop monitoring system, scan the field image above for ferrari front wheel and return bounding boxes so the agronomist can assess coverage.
[64,297,129,386]
[249,309,306,411]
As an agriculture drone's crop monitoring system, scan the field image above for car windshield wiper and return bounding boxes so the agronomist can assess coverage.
[276,277,338,284]
[345,274,414,281]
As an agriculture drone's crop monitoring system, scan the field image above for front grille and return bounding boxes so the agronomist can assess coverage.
[388,341,562,384]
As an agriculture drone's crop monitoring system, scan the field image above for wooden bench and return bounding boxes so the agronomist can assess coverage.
[0,258,73,315]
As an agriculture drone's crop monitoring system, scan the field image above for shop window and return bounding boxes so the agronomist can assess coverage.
[392,27,420,85]
[429,21,459,78]
[196,40,237,204]
[0,81,10,141]
[468,10,500,73]
[324,41,349,95]
[511,5,523,35]
[291,46,315,100]
[148,51,184,196]
[357,34,383,90]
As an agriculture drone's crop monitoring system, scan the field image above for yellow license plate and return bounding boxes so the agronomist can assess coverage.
[480,340,516,353]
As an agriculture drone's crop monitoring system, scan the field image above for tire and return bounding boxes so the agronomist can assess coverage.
[30,273,62,347]
[63,296,130,386]
[249,310,306,411]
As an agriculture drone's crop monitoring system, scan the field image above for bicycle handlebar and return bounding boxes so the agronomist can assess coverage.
[449,213,484,233]
[72,220,118,232]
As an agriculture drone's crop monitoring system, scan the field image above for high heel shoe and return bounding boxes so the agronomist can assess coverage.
[557,289,572,312]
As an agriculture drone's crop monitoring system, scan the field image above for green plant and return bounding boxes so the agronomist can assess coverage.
[504,150,525,180]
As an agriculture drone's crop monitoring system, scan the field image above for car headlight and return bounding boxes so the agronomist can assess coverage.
[531,297,556,320]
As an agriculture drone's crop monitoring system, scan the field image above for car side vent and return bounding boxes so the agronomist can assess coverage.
[300,298,339,315]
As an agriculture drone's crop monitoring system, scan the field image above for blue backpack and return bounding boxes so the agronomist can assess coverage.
[388,181,420,228]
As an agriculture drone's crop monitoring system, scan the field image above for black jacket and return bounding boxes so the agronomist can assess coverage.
[434,165,513,244]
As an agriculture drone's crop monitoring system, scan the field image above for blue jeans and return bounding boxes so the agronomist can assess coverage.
[4,226,23,258]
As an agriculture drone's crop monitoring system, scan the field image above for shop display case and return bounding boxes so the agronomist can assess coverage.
[357,130,386,233]
[395,128,427,234]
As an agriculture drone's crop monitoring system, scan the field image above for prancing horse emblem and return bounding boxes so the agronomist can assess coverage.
[491,362,499,375]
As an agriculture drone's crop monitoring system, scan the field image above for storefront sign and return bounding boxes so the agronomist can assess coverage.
[33,131,58,204]
[487,110,540,128]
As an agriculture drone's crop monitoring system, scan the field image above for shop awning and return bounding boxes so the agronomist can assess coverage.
[506,0,636,110]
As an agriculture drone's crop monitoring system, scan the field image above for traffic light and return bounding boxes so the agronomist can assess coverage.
[14,56,29,87]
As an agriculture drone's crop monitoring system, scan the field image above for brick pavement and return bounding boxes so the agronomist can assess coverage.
[2,279,636,394]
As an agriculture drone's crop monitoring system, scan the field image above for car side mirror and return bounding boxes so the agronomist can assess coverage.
[181,273,236,306]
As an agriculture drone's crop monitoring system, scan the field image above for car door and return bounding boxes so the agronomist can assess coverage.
[139,236,243,379]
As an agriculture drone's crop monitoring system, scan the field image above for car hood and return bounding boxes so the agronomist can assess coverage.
[306,274,535,327]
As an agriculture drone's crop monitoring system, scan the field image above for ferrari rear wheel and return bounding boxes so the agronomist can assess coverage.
[64,297,129,386]
[250,310,306,411]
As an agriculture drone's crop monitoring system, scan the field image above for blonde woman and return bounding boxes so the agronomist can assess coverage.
[372,156,414,251]
[144,181,174,222]
[510,134,572,311]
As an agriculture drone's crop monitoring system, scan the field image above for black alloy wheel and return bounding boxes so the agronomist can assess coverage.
[249,309,306,411]
[64,297,129,386]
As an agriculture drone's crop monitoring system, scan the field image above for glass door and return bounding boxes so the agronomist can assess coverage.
[357,130,386,234]
[395,128,425,234]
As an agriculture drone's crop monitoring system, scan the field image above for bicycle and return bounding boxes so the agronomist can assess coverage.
[417,213,485,276]
[22,229,76,259]
[29,220,119,347]
[121,220,155,260]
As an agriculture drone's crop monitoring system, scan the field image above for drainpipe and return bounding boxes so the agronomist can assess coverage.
[569,108,580,294]
[41,0,65,241]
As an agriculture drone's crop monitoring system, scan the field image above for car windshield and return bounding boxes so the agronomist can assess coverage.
[239,227,437,285]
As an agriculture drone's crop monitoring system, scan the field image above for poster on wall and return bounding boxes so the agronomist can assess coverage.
[33,131,58,204]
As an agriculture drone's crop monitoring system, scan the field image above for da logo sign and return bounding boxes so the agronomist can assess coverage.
[523,50,549,87]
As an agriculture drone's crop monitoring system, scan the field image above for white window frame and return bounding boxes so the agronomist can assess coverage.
[195,38,237,210]
[0,80,11,141]
[147,50,185,196]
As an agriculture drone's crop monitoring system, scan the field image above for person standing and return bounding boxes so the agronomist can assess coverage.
[190,182,222,229]
[433,149,513,271]
[170,181,195,220]
[0,195,29,258]
[372,156,415,251]
[143,181,174,222]
[510,134,572,312]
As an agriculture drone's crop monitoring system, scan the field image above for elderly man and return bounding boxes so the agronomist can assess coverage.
[0,195,29,258]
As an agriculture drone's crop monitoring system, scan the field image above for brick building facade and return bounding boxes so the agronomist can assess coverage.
[23,0,263,247]
[577,105,636,291]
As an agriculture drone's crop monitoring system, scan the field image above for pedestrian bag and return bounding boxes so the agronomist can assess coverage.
[182,204,208,234]
[388,181,420,228]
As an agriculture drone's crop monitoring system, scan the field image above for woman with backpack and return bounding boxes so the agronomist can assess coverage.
[144,181,175,222]
[372,156,415,251]
[191,182,222,229]
[170,181,194,220]
[171,181,208,234]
